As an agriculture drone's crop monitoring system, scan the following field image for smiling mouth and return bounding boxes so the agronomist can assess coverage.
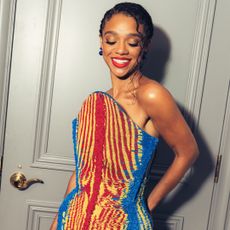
[111,58,131,68]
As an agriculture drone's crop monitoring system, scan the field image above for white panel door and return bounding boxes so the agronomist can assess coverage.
[0,0,228,230]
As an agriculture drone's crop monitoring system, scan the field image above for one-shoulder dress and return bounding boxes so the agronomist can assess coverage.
[57,91,159,230]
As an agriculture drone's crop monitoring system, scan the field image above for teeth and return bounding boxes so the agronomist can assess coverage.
[113,58,129,64]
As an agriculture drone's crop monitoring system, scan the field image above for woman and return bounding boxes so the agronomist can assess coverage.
[50,2,199,229]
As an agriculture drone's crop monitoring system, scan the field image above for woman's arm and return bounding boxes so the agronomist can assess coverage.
[49,171,76,230]
[139,83,199,211]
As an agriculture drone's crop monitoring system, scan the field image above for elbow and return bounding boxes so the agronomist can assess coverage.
[178,143,200,165]
[172,139,200,165]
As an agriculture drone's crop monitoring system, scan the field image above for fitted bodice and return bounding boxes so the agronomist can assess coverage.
[58,91,159,230]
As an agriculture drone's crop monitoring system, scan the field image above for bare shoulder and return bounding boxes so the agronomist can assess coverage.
[137,76,175,113]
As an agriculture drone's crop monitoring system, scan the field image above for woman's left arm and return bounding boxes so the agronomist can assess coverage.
[140,84,199,212]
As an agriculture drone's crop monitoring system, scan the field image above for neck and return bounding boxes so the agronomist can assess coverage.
[109,70,142,98]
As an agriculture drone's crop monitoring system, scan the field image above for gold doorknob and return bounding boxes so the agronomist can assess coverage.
[10,172,44,190]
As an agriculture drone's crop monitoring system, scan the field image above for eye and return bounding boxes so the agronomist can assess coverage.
[128,43,139,47]
[128,39,141,47]
[105,40,116,45]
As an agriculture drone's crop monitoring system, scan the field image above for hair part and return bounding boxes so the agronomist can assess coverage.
[99,2,154,49]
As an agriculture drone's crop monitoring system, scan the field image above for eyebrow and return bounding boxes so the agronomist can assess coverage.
[103,31,143,38]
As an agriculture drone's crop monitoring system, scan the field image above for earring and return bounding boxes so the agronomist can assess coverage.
[99,47,103,56]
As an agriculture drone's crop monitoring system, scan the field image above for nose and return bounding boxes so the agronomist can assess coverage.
[116,41,129,55]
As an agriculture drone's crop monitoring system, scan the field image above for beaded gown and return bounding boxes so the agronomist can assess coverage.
[57,91,159,230]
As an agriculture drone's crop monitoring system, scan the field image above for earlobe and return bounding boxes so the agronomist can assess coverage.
[99,36,103,56]
[99,47,103,56]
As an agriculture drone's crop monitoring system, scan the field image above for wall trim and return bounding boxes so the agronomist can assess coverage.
[30,0,75,171]
[153,213,184,230]
[26,200,59,230]
[207,81,230,229]
[185,0,217,131]
[0,0,17,173]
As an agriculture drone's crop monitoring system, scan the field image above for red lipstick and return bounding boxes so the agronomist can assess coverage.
[111,57,131,68]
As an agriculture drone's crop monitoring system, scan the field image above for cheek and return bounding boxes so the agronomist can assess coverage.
[102,43,113,54]
[102,52,111,66]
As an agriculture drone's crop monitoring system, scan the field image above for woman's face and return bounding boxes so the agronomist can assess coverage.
[100,13,144,78]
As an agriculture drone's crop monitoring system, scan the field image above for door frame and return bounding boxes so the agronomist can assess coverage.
[0,0,15,179]
[201,0,230,228]
[1,0,229,229]
[207,88,230,229]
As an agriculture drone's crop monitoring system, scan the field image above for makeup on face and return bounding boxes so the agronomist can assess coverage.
[111,57,131,68]
[101,13,144,77]
[104,31,143,48]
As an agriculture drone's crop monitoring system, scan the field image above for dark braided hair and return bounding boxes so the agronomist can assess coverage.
[99,2,154,50]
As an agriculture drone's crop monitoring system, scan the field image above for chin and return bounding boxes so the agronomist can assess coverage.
[110,65,139,79]
[115,68,139,79]
[111,71,132,79]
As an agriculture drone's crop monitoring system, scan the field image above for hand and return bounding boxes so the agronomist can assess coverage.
[147,198,154,213]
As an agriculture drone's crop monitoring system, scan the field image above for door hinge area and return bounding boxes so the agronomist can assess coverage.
[0,155,3,185]
[0,155,3,172]
[0,155,2,171]
[214,155,222,183]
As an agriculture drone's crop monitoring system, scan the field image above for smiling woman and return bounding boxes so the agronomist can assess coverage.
[50,2,199,230]
[100,13,143,78]
[99,5,152,81]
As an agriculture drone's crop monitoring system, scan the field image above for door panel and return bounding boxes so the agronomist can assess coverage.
[0,0,225,229]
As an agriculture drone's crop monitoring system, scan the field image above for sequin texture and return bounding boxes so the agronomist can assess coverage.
[57,91,159,229]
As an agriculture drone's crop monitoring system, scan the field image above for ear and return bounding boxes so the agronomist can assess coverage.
[99,36,102,47]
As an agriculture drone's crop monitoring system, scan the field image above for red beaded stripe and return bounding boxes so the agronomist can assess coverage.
[62,92,149,229]
[82,93,105,229]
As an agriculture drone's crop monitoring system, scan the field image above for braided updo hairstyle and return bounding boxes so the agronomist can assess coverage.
[99,2,154,53]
